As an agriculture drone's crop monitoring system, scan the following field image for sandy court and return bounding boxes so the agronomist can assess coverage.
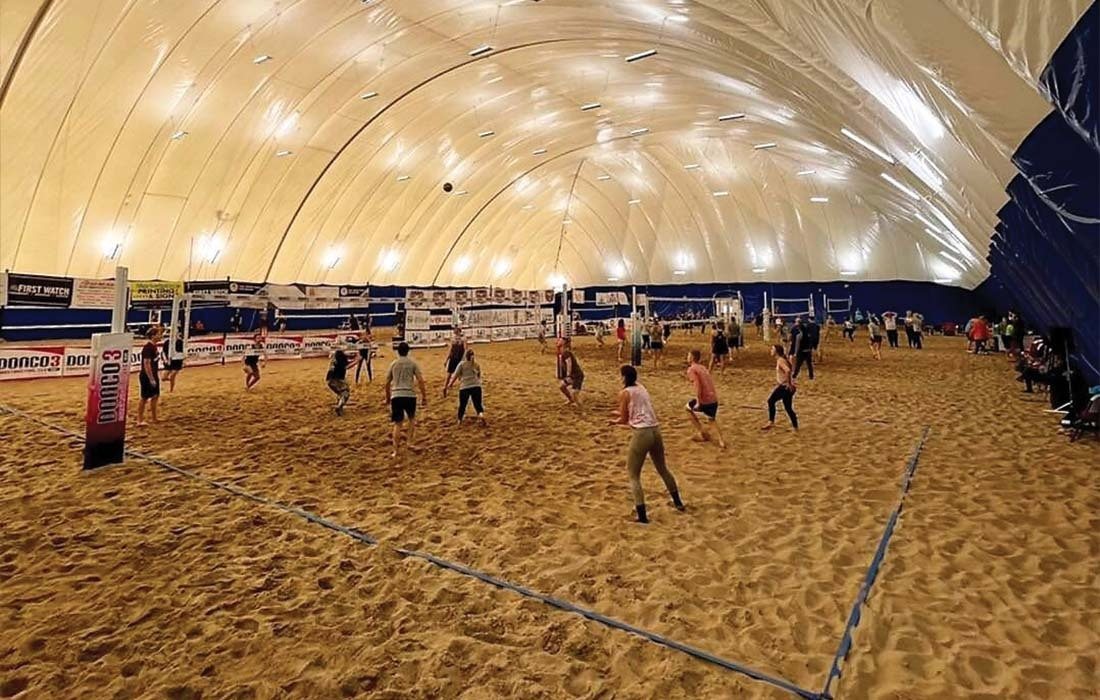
[1,333,1097,698]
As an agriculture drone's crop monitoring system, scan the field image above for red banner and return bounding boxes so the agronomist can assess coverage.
[83,333,131,469]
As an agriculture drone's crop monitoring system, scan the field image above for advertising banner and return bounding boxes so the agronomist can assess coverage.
[573,289,585,304]
[527,290,541,305]
[183,280,231,304]
[0,345,65,380]
[83,332,132,469]
[492,288,508,304]
[596,291,629,306]
[62,346,94,377]
[262,283,307,309]
[222,334,256,360]
[184,336,224,366]
[453,289,470,305]
[300,334,338,357]
[510,289,525,305]
[263,334,303,359]
[406,288,427,308]
[338,285,370,308]
[4,273,73,307]
[431,290,451,307]
[71,278,117,309]
[303,286,340,310]
[473,288,490,305]
[543,289,555,304]
[129,280,184,308]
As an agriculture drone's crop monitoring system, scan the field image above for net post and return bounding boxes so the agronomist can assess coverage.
[84,267,132,470]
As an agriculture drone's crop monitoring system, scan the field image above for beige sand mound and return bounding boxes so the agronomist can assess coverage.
[1,333,1096,698]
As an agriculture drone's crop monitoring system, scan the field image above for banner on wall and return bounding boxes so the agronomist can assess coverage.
[453,289,470,305]
[431,290,451,306]
[262,283,307,309]
[184,337,224,366]
[301,334,338,357]
[83,332,132,469]
[338,285,370,308]
[4,273,73,307]
[263,334,303,359]
[70,278,117,309]
[0,345,65,380]
[543,290,555,304]
[406,289,428,308]
[572,289,585,304]
[304,286,340,309]
[129,280,184,308]
[510,289,525,305]
[473,288,490,304]
[596,292,629,306]
[526,290,541,305]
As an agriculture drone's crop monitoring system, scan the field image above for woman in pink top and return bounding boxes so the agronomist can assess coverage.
[609,365,685,523]
[684,349,726,448]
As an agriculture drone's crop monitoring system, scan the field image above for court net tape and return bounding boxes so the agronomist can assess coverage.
[1,403,929,699]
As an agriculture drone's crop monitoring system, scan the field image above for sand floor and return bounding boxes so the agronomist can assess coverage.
[0,333,1096,699]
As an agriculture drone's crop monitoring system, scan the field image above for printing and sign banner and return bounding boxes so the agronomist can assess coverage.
[83,332,132,469]
[262,283,307,309]
[129,280,184,308]
[222,334,256,360]
[0,345,65,380]
[431,290,451,306]
[473,288,490,304]
[492,288,508,304]
[70,278,117,309]
[453,290,470,305]
[573,289,585,304]
[263,334,303,359]
[3,272,73,307]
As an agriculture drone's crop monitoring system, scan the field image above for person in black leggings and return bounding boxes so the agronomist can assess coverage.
[444,349,486,425]
[355,328,374,384]
[762,344,798,431]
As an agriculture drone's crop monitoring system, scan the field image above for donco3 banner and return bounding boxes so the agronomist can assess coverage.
[0,346,65,380]
[83,333,132,470]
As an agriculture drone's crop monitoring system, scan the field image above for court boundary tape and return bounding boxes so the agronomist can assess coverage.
[819,426,931,699]
[0,403,818,700]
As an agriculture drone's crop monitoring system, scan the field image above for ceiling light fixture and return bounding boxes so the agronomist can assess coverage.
[478,130,495,138]
[522,204,534,210]
[629,127,649,136]
[839,269,858,276]
[253,55,273,64]
[751,267,767,273]
[628,198,641,204]
[454,189,468,196]
[275,150,292,157]
[170,130,188,140]
[810,196,829,203]
[360,91,378,99]
[532,148,547,155]
[718,113,746,122]
[713,190,729,197]
[396,175,410,181]
[597,174,611,181]
[607,277,621,282]
[881,172,921,201]
[672,269,687,275]
[797,169,816,176]
[683,163,700,170]
[469,45,493,57]
[625,49,658,63]
[580,102,601,111]
[754,142,777,150]
[667,14,689,23]
[841,127,895,164]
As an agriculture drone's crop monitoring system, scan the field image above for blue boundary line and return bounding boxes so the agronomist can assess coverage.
[1,404,819,700]
[819,426,930,699]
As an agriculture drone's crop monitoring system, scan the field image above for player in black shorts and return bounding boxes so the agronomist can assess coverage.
[385,342,428,458]
[445,329,466,376]
[243,332,263,389]
[136,327,162,426]
[649,319,665,369]
[326,344,360,415]
[162,331,184,392]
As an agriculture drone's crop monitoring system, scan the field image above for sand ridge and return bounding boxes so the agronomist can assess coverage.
[1,333,1097,698]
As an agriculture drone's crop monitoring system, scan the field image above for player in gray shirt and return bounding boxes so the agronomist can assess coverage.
[385,342,428,458]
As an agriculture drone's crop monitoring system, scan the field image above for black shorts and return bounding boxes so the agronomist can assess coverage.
[687,399,718,419]
[390,396,417,423]
[245,355,260,368]
[562,375,584,391]
[447,357,462,374]
[139,374,160,400]
[168,359,184,371]
[358,348,371,360]
[650,341,664,350]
